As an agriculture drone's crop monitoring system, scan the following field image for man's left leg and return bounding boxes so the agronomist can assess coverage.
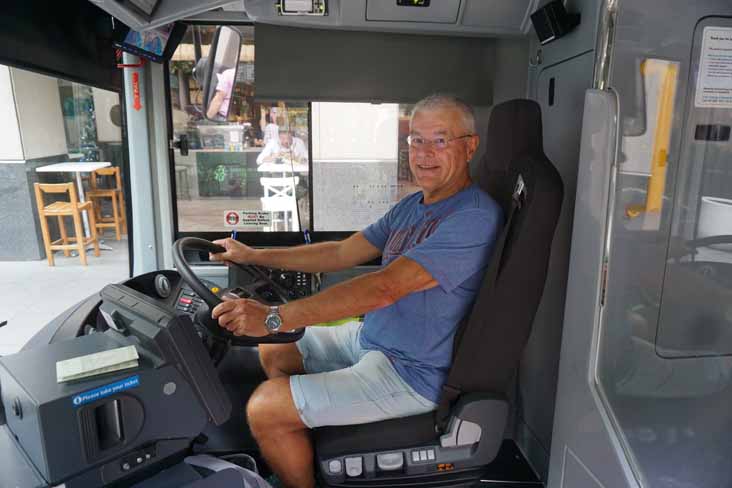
[247,323,363,487]
[247,348,437,488]
[247,377,314,488]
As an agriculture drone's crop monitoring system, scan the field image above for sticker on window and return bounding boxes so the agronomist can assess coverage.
[224,210,273,229]
[695,26,732,108]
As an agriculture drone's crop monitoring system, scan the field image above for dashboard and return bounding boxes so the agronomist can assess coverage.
[120,268,314,320]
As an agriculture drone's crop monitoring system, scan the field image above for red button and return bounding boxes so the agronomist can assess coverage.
[179,297,192,304]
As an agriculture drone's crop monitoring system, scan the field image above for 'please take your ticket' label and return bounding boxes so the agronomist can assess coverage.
[71,375,140,407]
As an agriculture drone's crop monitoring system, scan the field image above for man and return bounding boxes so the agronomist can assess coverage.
[256,130,308,165]
[210,94,503,488]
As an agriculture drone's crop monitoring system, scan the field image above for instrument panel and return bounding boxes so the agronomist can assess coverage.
[229,266,314,301]
[120,268,314,321]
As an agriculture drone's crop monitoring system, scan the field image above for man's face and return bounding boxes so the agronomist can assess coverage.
[409,107,479,202]
[279,133,293,148]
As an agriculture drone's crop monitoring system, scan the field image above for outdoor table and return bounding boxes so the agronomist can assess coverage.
[257,161,309,175]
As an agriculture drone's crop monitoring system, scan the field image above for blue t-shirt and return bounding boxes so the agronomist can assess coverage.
[360,184,503,402]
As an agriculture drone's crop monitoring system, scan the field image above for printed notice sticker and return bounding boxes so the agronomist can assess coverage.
[224,210,272,229]
[695,27,732,108]
[71,375,140,407]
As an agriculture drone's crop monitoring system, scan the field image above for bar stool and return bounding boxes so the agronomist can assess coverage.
[87,167,127,240]
[34,182,100,266]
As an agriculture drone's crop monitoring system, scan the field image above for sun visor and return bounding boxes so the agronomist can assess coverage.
[254,24,494,105]
[0,0,122,91]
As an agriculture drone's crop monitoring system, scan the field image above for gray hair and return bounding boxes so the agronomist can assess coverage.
[410,94,476,134]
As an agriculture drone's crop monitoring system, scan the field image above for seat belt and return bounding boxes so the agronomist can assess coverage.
[435,174,527,433]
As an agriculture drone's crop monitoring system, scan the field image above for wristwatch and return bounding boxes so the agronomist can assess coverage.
[264,306,283,334]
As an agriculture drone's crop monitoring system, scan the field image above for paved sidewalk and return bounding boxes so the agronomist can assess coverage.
[0,238,129,355]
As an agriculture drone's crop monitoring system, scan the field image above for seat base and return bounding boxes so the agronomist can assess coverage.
[316,440,541,488]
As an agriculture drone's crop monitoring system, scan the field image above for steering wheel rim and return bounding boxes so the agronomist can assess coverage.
[173,237,224,308]
[172,237,304,345]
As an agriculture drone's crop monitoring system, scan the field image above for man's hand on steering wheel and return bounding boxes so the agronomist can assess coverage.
[212,297,270,337]
[173,237,303,346]
[209,238,257,265]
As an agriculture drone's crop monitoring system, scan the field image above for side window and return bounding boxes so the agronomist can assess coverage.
[311,102,415,231]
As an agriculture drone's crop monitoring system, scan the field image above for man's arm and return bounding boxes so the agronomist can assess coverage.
[293,139,308,163]
[280,256,436,330]
[211,231,381,274]
[206,91,226,119]
[256,142,276,164]
[212,255,438,336]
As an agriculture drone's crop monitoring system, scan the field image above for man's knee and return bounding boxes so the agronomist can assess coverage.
[247,377,306,436]
[259,343,305,378]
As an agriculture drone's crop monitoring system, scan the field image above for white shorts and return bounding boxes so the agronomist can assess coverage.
[289,321,436,428]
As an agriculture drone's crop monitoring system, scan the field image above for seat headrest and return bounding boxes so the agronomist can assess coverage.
[475,99,544,215]
[481,99,543,172]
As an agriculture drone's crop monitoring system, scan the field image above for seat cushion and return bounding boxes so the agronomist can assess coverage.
[313,412,437,459]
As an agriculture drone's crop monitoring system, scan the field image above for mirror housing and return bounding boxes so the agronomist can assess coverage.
[200,26,242,122]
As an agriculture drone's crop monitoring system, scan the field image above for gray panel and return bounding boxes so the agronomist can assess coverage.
[463,0,533,30]
[254,24,494,105]
[527,0,600,88]
[518,51,594,480]
[547,89,639,488]
[562,448,605,488]
[147,63,175,270]
[0,427,45,488]
[92,0,233,31]
[366,0,461,24]
[123,54,158,275]
[245,0,537,36]
[491,38,531,104]
[0,163,43,260]
[0,155,68,261]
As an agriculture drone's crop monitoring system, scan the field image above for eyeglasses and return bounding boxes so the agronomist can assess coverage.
[406,134,475,150]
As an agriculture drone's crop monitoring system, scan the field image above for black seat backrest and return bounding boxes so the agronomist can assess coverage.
[445,99,563,401]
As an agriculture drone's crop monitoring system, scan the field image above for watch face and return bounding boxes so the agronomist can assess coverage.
[265,312,282,332]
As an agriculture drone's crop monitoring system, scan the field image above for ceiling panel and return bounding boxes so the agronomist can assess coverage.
[462,0,538,32]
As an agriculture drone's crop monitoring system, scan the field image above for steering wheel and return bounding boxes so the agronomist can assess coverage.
[172,237,304,346]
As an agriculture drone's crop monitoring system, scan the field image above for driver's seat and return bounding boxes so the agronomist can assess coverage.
[313,99,564,487]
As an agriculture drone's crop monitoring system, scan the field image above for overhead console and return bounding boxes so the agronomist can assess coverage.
[90,0,237,31]
[243,0,541,37]
[89,0,540,37]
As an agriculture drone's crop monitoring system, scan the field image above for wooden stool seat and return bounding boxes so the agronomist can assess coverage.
[34,182,100,266]
[42,200,93,215]
[88,167,127,240]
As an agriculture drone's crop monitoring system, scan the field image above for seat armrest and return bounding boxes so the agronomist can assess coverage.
[439,393,508,464]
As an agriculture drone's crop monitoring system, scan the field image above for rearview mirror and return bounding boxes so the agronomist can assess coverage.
[201,26,242,122]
